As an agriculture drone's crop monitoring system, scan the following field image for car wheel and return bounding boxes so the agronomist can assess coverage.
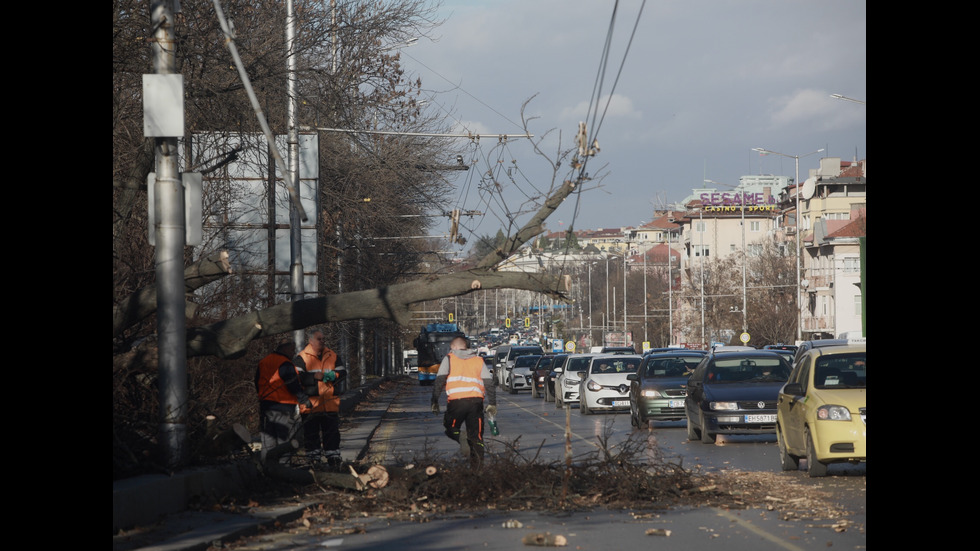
[805,427,828,477]
[776,425,800,471]
[699,412,715,444]
[629,407,638,428]
[686,414,699,441]
[556,392,563,408]
[545,385,553,402]
[581,399,590,415]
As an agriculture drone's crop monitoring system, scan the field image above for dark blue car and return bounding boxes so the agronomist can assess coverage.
[684,351,791,443]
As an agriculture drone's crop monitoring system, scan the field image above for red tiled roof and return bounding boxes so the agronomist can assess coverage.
[826,215,866,238]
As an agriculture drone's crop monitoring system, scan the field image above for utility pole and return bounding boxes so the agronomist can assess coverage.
[287,0,306,350]
[148,0,188,469]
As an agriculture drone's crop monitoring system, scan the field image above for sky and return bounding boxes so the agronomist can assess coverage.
[395,0,866,250]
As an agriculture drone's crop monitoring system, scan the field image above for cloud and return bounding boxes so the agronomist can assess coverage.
[560,93,641,121]
[767,89,861,132]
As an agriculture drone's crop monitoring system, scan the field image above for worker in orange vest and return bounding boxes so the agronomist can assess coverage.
[255,339,311,464]
[431,337,497,467]
[295,329,347,468]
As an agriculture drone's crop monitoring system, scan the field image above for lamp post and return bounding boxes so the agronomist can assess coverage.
[751,147,824,343]
[829,93,866,105]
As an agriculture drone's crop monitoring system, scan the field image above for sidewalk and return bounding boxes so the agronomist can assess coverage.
[112,376,400,551]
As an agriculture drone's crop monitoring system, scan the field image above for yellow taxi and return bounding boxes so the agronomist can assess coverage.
[776,342,866,477]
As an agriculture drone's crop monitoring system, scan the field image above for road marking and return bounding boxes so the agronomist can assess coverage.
[714,508,806,551]
[501,395,602,450]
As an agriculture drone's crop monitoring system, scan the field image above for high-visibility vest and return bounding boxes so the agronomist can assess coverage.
[297,345,340,413]
[257,352,300,405]
[445,353,486,401]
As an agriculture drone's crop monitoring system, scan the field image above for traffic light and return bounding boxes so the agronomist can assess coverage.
[524,317,530,328]
[505,318,511,328]
[448,313,454,322]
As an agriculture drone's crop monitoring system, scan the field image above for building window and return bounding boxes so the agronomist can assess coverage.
[696,221,705,232]
[843,257,859,273]
[730,244,736,253]
[854,294,862,316]
[750,221,761,232]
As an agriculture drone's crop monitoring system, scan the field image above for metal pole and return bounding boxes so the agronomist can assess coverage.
[151,0,188,469]
[741,189,747,334]
[795,156,802,344]
[287,0,305,350]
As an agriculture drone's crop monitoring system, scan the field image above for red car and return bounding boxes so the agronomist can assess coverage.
[531,354,557,398]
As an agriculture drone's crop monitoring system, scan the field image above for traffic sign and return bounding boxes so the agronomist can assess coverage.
[740,332,750,344]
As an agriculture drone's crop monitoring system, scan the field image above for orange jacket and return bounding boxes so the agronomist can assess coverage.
[296,344,340,413]
[444,353,487,401]
[256,352,303,405]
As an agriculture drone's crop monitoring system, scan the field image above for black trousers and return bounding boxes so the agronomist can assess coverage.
[443,397,485,460]
[302,411,340,454]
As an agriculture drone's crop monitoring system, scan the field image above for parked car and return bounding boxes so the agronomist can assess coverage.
[529,354,556,398]
[506,354,540,394]
[776,343,866,477]
[494,345,544,387]
[627,351,707,427]
[579,354,643,415]
[684,350,791,443]
[544,354,569,402]
[555,354,593,408]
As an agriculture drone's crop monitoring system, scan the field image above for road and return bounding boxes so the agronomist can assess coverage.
[233,376,866,550]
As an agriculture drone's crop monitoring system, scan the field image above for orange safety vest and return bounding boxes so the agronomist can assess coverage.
[257,352,300,405]
[444,353,487,401]
[297,344,340,413]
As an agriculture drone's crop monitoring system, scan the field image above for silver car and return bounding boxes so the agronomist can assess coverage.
[579,354,643,415]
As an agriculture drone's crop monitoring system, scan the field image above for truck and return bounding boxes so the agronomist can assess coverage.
[412,323,466,386]
[402,349,419,375]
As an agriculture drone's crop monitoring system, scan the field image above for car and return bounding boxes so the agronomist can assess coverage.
[506,354,540,394]
[684,350,791,444]
[543,354,570,402]
[791,339,863,368]
[599,346,637,354]
[627,351,707,427]
[555,354,593,408]
[763,344,798,364]
[530,354,558,398]
[493,345,544,387]
[776,343,866,477]
[579,354,643,415]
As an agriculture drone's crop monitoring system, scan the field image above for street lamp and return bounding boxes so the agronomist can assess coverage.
[750,147,824,343]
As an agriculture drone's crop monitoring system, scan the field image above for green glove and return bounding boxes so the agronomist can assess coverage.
[322,370,337,382]
[485,405,497,417]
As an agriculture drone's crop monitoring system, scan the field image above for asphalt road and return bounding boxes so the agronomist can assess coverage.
[235,376,866,550]
[116,375,865,551]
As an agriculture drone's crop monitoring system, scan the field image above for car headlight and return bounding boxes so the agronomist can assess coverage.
[641,389,663,398]
[563,378,579,388]
[816,405,852,421]
[709,402,738,411]
[586,380,602,392]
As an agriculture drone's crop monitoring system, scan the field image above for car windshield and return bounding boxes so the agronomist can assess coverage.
[643,357,701,378]
[705,357,789,383]
[590,357,641,374]
[814,352,866,389]
[514,355,540,368]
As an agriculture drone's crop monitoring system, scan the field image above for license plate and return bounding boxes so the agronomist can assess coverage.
[612,400,630,407]
[667,400,684,408]
[744,414,776,423]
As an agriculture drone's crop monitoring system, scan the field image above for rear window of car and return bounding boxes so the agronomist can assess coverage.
[814,352,866,389]
[590,357,641,374]
[706,357,790,383]
[514,355,541,368]
[642,357,701,378]
[565,356,592,372]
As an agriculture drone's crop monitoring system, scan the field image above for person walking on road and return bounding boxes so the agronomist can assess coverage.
[255,339,312,464]
[431,336,497,468]
[295,329,347,468]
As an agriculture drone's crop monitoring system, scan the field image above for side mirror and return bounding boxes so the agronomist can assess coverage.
[626,373,638,381]
[782,382,803,396]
